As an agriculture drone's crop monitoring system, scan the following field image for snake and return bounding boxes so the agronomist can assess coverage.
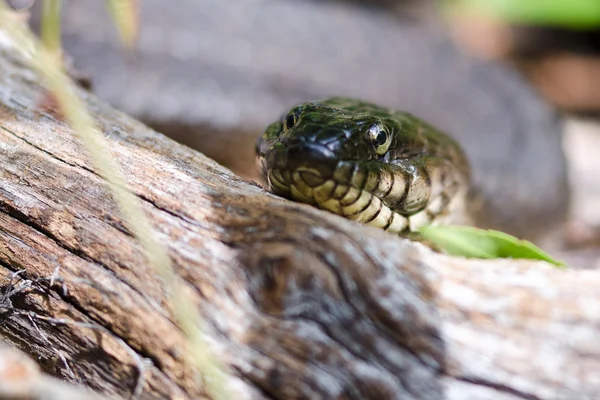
[257,97,471,235]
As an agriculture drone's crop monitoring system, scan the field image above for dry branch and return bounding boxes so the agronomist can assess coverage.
[0,29,598,400]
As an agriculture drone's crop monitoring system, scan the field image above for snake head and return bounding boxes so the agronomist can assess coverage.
[257,98,420,174]
[256,97,469,234]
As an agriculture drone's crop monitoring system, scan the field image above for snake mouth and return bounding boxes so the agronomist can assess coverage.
[257,138,413,233]
[262,162,414,235]
[257,137,460,234]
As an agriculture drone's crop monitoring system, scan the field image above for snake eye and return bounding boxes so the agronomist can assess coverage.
[284,113,296,130]
[366,124,390,155]
[282,107,303,132]
[281,106,303,132]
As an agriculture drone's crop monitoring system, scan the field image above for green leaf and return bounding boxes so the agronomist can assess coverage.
[450,0,600,29]
[419,225,566,268]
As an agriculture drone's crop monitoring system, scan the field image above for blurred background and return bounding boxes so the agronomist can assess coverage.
[12,0,600,267]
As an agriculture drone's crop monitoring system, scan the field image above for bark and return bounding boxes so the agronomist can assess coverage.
[0,30,598,400]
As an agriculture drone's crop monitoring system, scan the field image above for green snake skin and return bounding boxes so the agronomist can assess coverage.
[257,98,471,234]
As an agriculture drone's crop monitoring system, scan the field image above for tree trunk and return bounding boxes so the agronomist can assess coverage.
[0,29,597,400]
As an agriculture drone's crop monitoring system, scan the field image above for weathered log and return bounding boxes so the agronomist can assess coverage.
[0,26,598,400]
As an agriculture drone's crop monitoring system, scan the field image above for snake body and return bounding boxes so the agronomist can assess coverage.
[257,97,471,234]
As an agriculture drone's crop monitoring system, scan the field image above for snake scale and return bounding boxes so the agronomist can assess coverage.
[257,98,470,234]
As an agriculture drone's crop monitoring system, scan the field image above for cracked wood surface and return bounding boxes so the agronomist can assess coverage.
[0,32,599,400]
